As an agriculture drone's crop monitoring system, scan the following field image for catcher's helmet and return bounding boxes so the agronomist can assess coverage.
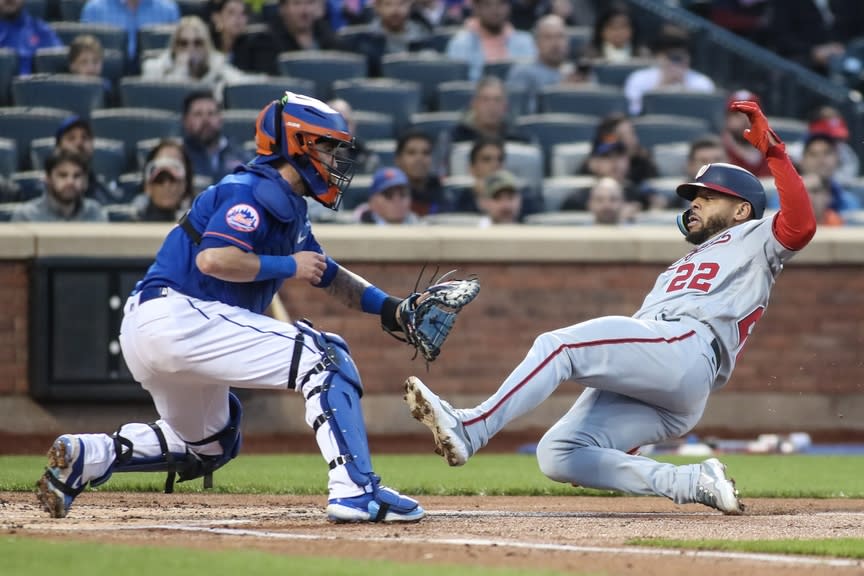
[253,92,356,210]
[676,162,766,218]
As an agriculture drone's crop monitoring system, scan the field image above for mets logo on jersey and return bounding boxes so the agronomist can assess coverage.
[225,204,260,232]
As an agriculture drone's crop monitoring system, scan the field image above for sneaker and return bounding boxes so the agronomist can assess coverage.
[35,436,87,519]
[327,486,425,523]
[404,376,472,466]
[695,458,745,515]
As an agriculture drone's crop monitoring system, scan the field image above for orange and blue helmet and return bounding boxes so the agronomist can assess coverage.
[253,92,356,210]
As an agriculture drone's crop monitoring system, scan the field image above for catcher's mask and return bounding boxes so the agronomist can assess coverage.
[253,92,357,210]
[675,162,766,235]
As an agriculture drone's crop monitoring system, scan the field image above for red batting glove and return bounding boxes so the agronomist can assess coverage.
[729,100,784,155]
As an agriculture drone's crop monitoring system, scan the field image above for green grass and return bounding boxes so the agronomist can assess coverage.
[2,453,862,498]
[0,536,580,576]
[629,537,864,559]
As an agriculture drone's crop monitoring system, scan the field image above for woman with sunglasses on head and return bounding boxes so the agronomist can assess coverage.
[141,15,251,102]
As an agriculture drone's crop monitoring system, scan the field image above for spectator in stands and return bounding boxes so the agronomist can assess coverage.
[182,90,249,183]
[449,76,531,145]
[368,0,431,54]
[797,132,860,213]
[394,129,449,216]
[771,0,864,76]
[207,0,251,65]
[721,89,770,178]
[446,0,536,81]
[548,0,595,28]
[472,168,522,225]
[326,0,374,30]
[355,166,420,224]
[507,14,592,114]
[593,112,657,187]
[790,105,860,185]
[802,172,844,226]
[0,0,62,75]
[571,137,642,217]
[67,35,113,101]
[80,0,180,69]
[11,150,107,222]
[238,0,346,75]
[410,0,463,30]
[131,139,195,221]
[686,134,727,180]
[586,176,626,225]
[623,25,715,116]
[54,116,123,205]
[141,16,250,103]
[447,135,505,212]
[585,2,649,62]
[327,98,379,175]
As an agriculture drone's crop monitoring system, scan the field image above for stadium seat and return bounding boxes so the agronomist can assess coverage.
[277,51,367,100]
[51,22,128,56]
[223,77,316,110]
[642,91,728,133]
[12,74,106,119]
[550,142,592,178]
[537,85,628,117]
[352,110,395,141]
[0,137,16,179]
[408,111,461,142]
[59,0,86,20]
[635,210,681,226]
[105,204,139,222]
[523,211,595,225]
[421,212,488,226]
[436,80,476,113]
[566,26,591,58]
[646,177,686,202]
[90,108,182,170]
[90,139,128,185]
[177,0,208,17]
[24,0,46,19]
[32,47,124,88]
[593,58,656,87]
[632,115,710,148]
[652,142,690,178]
[0,48,16,106]
[448,140,544,194]
[540,176,596,212]
[332,78,421,133]
[221,109,259,145]
[138,24,177,54]
[766,117,809,143]
[0,203,20,220]
[340,174,374,211]
[119,77,213,111]
[515,113,598,175]
[28,137,55,172]
[414,26,459,53]
[0,107,71,170]
[482,58,523,80]
[116,172,143,201]
[365,139,396,169]
[11,171,45,201]
[380,53,469,111]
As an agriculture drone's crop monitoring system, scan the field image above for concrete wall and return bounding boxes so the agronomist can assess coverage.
[0,223,862,438]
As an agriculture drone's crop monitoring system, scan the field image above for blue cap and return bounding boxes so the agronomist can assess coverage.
[370,167,409,196]
[55,116,91,145]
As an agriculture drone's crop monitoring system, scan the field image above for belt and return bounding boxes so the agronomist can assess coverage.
[137,286,169,305]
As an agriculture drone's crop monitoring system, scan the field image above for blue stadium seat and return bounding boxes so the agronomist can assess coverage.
[177,0,207,17]
[0,138,16,179]
[90,108,182,171]
[482,58,521,80]
[538,85,628,117]
[641,91,728,133]
[632,114,710,148]
[566,26,591,58]
[332,78,421,133]
[411,26,458,53]
[766,117,809,143]
[138,24,176,54]
[365,139,395,169]
[90,139,128,185]
[119,77,212,111]
[408,111,461,142]
[29,137,55,172]
[0,203,19,220]
[593,58,656,88]
[380,53,469,111]
[221,109,259,146]
[223,77,316,110]
[116,172,143,201]
[51,22,128,57]
[59,0,86,20]
[0,107,71,170]
[12,74,106,119]
[32,47,124,88]
[515,113,599,175]
[352,111,395,141]
[277,51,367,101]
[24,0,46,19]
[12,171,45,201]
[436,80,475,113]
[0,48,16,106]
[540,176,597,212]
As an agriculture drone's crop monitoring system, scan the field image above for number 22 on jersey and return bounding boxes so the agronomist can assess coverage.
[666,262,720,293]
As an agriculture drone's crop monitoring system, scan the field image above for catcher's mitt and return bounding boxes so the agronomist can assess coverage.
[386,271,480,362]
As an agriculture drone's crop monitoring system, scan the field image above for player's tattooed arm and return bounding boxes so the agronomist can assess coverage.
[325,266,370,311]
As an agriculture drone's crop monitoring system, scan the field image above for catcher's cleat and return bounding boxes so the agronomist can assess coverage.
[404,376,472,466]
[695,458,745,515]
[36,435,87,519]
[326,487,425,523]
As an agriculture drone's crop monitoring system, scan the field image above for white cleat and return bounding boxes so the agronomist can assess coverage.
[695,458,745,515]
[404,376,472,466]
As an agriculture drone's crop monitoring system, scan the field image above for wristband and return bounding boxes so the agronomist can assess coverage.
[380,296,402,332]
[361,285,390,314]
[317,256,339,288]
[256,255,296,281]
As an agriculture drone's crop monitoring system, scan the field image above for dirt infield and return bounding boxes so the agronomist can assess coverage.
[2,492,863,575]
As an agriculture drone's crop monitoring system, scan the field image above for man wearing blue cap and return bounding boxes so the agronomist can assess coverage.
[356,167,419,225]
[55,116,123,205]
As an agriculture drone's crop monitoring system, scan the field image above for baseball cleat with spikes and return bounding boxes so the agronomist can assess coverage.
[404,376,472,466]
[36,435,87,519]
[695,458,745,515]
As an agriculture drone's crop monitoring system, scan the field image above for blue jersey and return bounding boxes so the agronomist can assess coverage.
[137,162,325,314]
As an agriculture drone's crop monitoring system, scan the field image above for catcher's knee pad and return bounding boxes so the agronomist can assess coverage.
[105,392,243,493]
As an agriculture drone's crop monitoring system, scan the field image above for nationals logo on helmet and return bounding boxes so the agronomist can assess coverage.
[225,204,260,232]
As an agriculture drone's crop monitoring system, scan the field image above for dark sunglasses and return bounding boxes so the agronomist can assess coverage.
[382,187,410,200]
[177,37,205,48]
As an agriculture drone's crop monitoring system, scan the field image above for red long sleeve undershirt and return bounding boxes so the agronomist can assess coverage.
[767,144,817,251]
